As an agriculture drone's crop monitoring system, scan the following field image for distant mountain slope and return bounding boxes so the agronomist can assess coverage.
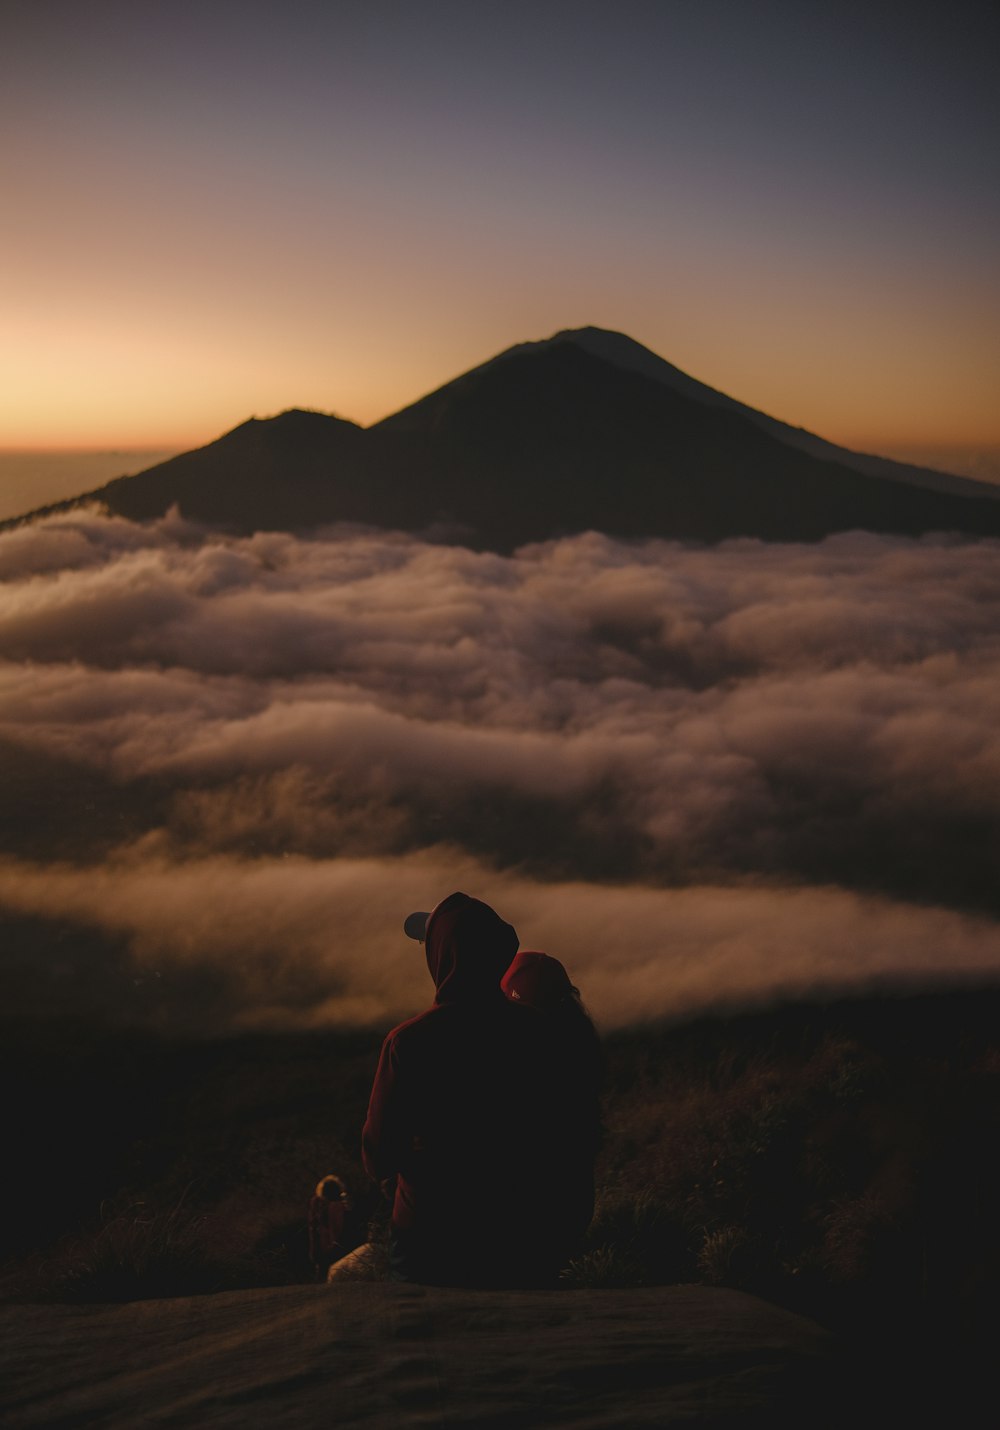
[97,408,367,529]
[512,327,997,502]
[10,328,1000,546]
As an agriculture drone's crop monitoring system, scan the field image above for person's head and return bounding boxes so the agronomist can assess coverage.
[317,1175,345,1202]
[502,949,599,1056]
[404,892,519,1004]
[501,950,575,1013]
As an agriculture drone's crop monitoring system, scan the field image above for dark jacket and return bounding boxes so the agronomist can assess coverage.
[362,892,599,1286]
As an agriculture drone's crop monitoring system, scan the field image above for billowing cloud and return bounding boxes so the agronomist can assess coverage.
[1,849,997,1033]
[1,508,999,1030]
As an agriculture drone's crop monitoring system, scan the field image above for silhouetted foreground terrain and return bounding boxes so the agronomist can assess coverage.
[3,988,999,1422]
[2,1282,838,1428]
[10,328,1000,547]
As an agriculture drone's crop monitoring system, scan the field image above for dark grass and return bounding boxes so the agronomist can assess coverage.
[0,1021,383,1299]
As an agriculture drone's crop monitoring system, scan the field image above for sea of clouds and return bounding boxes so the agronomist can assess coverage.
[2,506,999,1032]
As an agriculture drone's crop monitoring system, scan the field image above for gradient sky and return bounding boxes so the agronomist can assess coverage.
[2,0,998,493]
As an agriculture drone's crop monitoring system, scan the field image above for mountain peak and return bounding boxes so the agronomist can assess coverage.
[548,326,722,394]
[490,326,734,410]
[549,324,655,352]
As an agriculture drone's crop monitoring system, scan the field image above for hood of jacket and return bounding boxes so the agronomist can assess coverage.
[500,949,574,1012]
[424,891,519,1005]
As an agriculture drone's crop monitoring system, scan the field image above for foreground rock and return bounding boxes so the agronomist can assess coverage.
[2,1282,842,1427]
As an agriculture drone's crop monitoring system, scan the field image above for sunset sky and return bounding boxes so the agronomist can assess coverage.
[3,1,998,501]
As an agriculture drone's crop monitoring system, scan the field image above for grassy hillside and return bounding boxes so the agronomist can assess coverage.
[4,987,999,1358]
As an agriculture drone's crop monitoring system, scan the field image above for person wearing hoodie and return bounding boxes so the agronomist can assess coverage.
[362,892,600,1288]
[500,948,602,1239]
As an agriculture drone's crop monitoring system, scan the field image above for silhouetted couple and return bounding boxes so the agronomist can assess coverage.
[362,892,601,1289]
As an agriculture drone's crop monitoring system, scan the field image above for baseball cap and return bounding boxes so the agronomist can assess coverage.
[403,910,431,941]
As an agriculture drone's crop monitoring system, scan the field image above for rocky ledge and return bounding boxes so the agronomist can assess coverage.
[1,1282,845,1427]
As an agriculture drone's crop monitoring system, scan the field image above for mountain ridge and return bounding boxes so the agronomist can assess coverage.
[8,327,1000,546]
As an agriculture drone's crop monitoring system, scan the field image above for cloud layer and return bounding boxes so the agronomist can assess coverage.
[2,508,999,1029]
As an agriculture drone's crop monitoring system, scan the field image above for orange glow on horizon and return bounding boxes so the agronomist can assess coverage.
[2,281,997,455]
[5,337,999,455]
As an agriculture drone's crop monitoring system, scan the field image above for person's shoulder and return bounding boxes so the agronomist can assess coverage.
[388,1000,522,1053]
[381,1006,443,1051]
